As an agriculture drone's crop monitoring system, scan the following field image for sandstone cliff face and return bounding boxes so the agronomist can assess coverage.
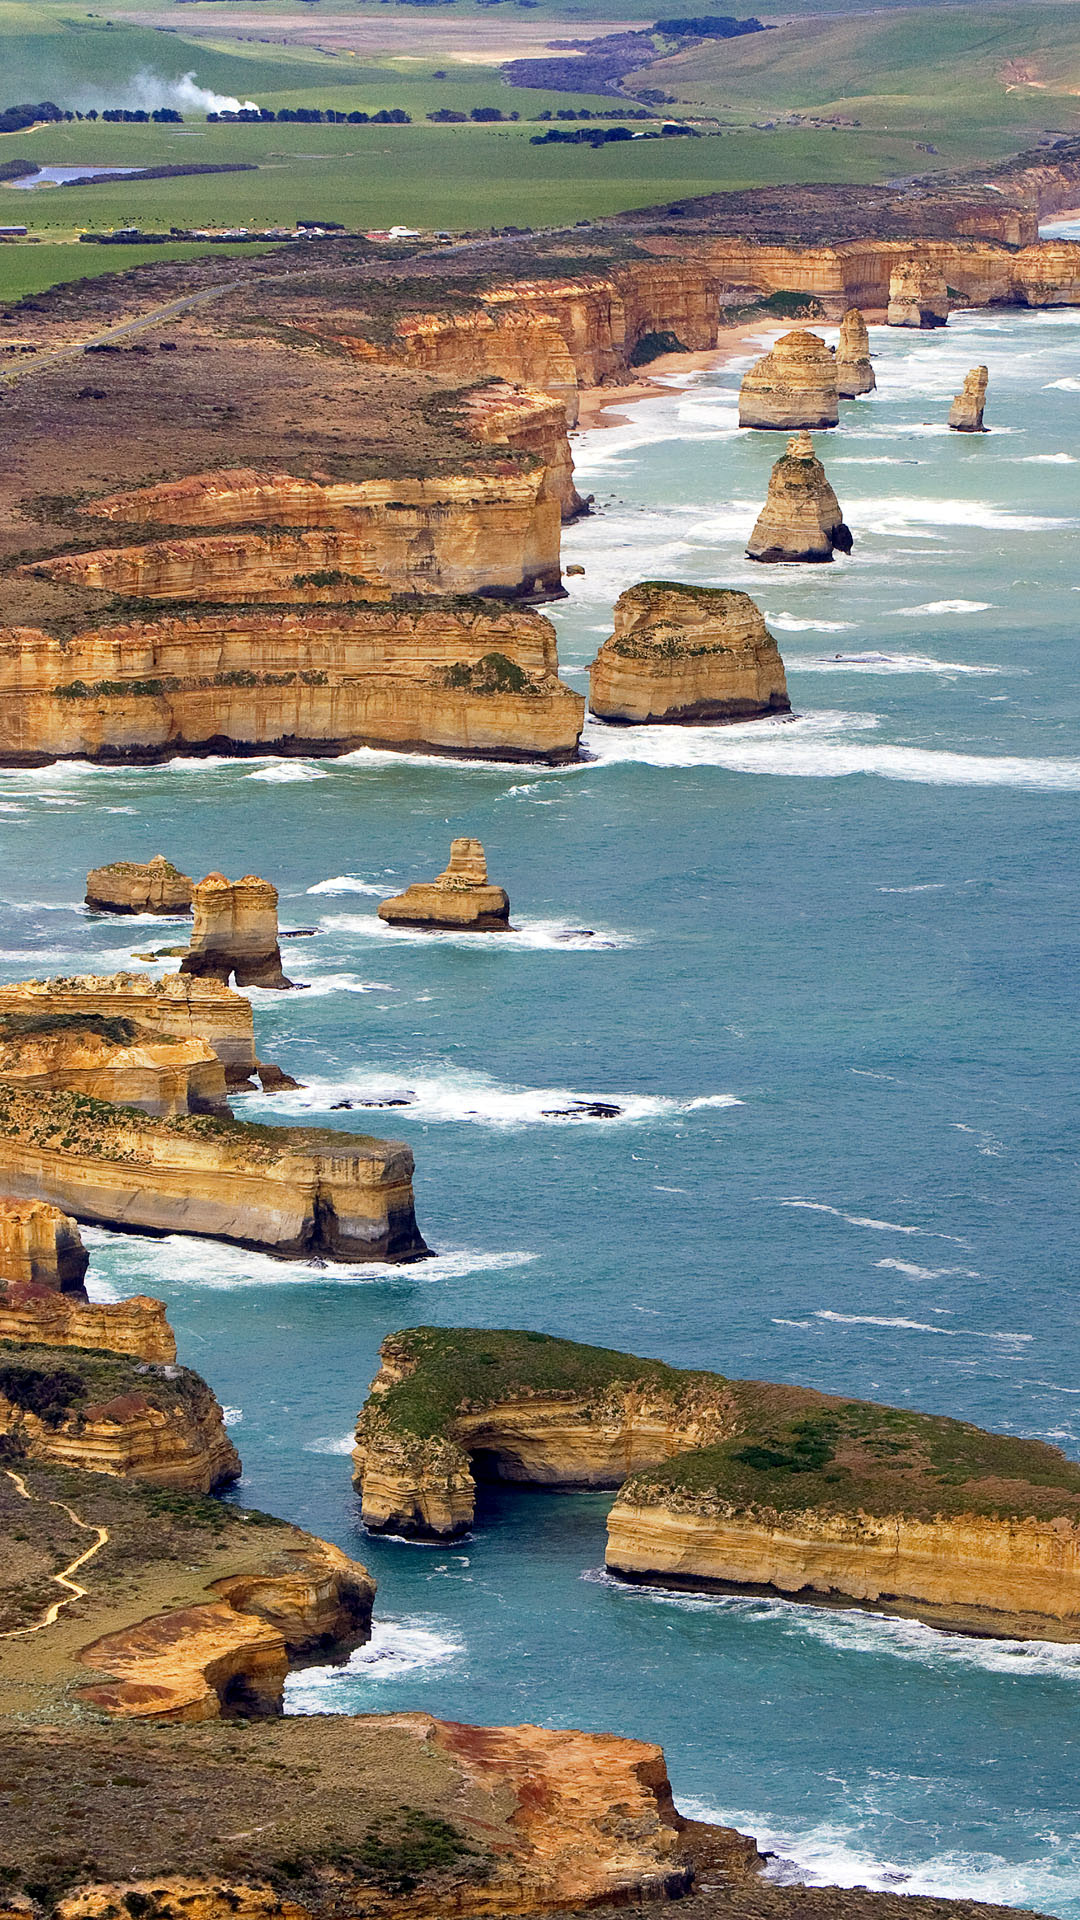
[738,329,840,430]
[696,236,1080,314]
[589,583,790,724]
[458,383,586,522]
[0,1346,240,1492]
[354,1335,735,1539]
[0,1196,88,1293]
[0,1023,228,1118]
[0,1083,428,1262]
[78,1535,376,1721]
[181,873,294,991]
[835,307,876,396]
[85,856,194,916]
[0,605,585,768]
[746,431,853,564]
[378,838,511,931]
[72,465,562,599]
[887,258,949,327]
[605,1498,1080,1641]
[949,365,988,431]
[0,973,259,1088]
[0,1285,176,1362]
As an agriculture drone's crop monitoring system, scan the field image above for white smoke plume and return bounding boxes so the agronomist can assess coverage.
[75,70,260,115]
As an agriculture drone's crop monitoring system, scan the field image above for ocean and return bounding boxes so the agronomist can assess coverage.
[4,299,1079,1913]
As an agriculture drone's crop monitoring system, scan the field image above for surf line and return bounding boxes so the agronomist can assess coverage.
[0,1468,109,1636]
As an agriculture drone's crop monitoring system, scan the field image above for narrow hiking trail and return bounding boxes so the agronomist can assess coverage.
[0,1467,108,1637]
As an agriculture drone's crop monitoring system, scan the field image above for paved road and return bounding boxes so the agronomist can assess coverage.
[0,276,251,384]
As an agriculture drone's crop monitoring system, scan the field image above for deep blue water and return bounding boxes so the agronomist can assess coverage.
[2,305,1079,1911]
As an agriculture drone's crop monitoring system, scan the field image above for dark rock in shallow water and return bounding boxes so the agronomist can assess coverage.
[541,1100,622,1119]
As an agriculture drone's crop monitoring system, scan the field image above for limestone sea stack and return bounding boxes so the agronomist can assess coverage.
[0,1013,228,1117]
[85,855,194,916]
[378,838,511,931]
[0,1082,428,1262]
[180,873,295,990]
[0,971,265,1089]
[746,432,853,564]
[0,1195,88,1292]
[589,583,790,724]
[738,329,839,429]
[887,258,949,328]
[835,307,876,396]
[949,365,989,431]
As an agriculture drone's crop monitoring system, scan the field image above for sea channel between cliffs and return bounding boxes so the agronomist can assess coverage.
[2,298,1080,1913]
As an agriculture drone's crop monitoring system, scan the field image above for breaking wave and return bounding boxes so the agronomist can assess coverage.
[236,1069,742,1129]
[284,1620,463,1714]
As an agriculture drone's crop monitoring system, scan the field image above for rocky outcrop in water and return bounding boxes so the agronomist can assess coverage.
[0,1015,228,1117]
[0,972,263,1089]
[949,365,989,430]
[746,432,853,563]
[588,583,790,724]
[738,329,840,429]
[378,838,511,931]
[85,856,194,916]
[0,1286,176,1363]
[0,1082,428,1262]
[180,874,294,992]
[835,307,876,395]
[887,258,949,327]
[0,1340,240,1491]
[0,1195,88,1292]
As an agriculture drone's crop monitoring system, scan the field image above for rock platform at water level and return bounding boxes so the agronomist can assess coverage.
[378,837,512,931]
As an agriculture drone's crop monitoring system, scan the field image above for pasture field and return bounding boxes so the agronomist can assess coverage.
[0,239,270,306]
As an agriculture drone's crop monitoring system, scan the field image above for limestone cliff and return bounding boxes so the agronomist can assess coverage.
[0,973,261,1089]
[181,873,294,991]
[0,603,585,768]
[949,365,988,431]
[588,582,790,724]
[0,1015,228,1117]
[887,258,949,327]
[378,838,511,931]
[80,1536,376,1721]
[457,382,586,522]
[0,1340,239,1491]
[835,307,876,396]
[0,1082,428,1262]
[68,465,562,599]
[0,1195,88,1293]
[0,1286,176,1362]
[738,329,839,430]
[85,856,194,916]
[746,431,853,564]
[353,1328,736,1538]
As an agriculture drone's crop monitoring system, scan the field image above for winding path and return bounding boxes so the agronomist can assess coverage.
[0,1467,108,1636]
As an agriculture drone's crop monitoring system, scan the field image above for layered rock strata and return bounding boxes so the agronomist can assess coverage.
[0,1341,239,1491]
[887,258,950,327]
[352,1326,1080,1637]
[85,856,194,916]
[0,1286,176,1362]
[835,307,876,396]
[0,1083,428,1262]
[738,329,840,429]
[588,583,790,724]
[0,972,276,1091]
[0,604,585,767]
[66,465,563,600]
[180,873,295,991]
[0,1195,88,1292]
[746,432,853,563]
[79,1537,376,1721]
[695,236,1080,314]
[949,365,989,431]
[378,838,511,931]
[0,1016,228,1118]
[457,382,587,521]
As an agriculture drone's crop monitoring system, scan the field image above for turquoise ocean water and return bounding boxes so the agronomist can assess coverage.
[3,300,1080,1911]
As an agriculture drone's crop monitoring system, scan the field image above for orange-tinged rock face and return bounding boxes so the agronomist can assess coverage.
[739,328,840,429]
[590,582,790,725]
[0,1025,228,1119]
[0,973,259,1088]
[949,364,989,431]
[0,1196,88,1293]
[0,1286,176,1362]
[181,873,294,992]
[835,307,876,396]
[378,836,512,931]
[85,855,193,916]
[746,432,853,563]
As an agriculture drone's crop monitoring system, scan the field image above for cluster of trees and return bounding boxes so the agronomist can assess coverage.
[0,101,192,130]
[207,105,411,123]
[536,107,653,120]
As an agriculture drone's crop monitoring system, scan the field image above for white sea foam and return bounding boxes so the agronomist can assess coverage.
[221,1405,243,1426]
[779,1200,967,1242]
[246,762,328,783]
[236,1069,741,1129]
[581,711,1080,789]
[788,652,1003,677]
[307,876,397,896]
[891,599,993,615]
[249,973,395,997]
[318,911,634,951]
[874,1259,980,1280]
[813,1309,1030,1342]
[855,497,1071,537]
[79,1224,536,1289]
[1043,376,1080,391]
[766,616,856,633]
[284,1619,463,1713]
[304,1433,356,1455]
[1021,452,1076,463]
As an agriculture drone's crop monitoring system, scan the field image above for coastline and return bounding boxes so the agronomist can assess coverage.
[575,322,784,431]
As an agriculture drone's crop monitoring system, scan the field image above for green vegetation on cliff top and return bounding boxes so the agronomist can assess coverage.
[0,1081,392,1162]
[369,1327,1080,1526]
[0,1341,218,1432]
